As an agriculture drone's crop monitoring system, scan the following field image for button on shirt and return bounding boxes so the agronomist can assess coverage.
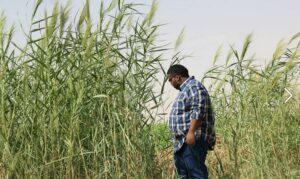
[169,76,216,152]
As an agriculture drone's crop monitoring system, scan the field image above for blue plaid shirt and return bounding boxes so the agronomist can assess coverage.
[169,76,216,152]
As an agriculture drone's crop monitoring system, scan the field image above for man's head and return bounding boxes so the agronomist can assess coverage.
[167,64,189,90]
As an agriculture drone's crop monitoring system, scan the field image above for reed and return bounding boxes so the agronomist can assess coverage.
[203,33,300,178]
[0,0,168,178]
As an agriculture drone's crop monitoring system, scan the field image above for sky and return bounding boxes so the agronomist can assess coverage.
[1,0,300,117]
[2,0,300,75]
[156,0,300,74]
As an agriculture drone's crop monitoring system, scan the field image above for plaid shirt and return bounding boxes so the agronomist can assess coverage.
[169,76,216,152]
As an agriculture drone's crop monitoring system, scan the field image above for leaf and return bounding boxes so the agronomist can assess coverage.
[143,0,157,26]
[272,39,287,60]
[32,0,43,19]
[175,27,185,51]
[213,45,222,65]
[288,32,300,45]
[230,44,239,62]
[240,33,252,61]
[93,94,108,98]
[77,0,90,30]
[226,49,233,66]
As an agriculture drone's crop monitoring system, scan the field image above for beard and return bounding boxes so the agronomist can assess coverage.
[174,84,181,90]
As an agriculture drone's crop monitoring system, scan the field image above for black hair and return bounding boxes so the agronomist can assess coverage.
[167,64,189,78]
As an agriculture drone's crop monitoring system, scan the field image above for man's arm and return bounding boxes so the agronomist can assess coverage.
[185,119,201,145]
[185,86,205,146]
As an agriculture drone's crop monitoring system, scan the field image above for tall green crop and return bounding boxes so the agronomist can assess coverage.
[0,0,171,178]
[203,34,300,178]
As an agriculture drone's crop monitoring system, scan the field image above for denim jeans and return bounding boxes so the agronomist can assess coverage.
[174,138,208,179]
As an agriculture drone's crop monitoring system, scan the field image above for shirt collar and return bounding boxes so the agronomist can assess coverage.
[179,76,194,91]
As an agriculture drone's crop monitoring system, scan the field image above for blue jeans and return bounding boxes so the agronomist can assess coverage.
[174,138,208,179]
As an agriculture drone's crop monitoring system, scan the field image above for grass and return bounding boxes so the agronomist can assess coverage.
[0,0,173,178]
[202,33,300,178]
[151,33,300,178]
[1,0,299,178]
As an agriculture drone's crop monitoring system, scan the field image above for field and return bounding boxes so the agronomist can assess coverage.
[1,1,299,178]
[153,33,300,178]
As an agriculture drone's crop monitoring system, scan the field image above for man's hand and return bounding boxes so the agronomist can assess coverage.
[185,119,201,146]
[185,131,195,146]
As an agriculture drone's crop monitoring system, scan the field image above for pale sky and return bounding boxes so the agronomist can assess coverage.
[1,0,300,118]
[156,0,300,75]
[1,0,300,75]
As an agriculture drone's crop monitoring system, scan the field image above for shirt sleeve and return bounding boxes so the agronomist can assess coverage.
[189,86,205,120]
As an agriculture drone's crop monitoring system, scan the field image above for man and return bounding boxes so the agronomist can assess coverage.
[167,64,216,179]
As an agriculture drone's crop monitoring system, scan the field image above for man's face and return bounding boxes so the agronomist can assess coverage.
[167,74,181,90]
